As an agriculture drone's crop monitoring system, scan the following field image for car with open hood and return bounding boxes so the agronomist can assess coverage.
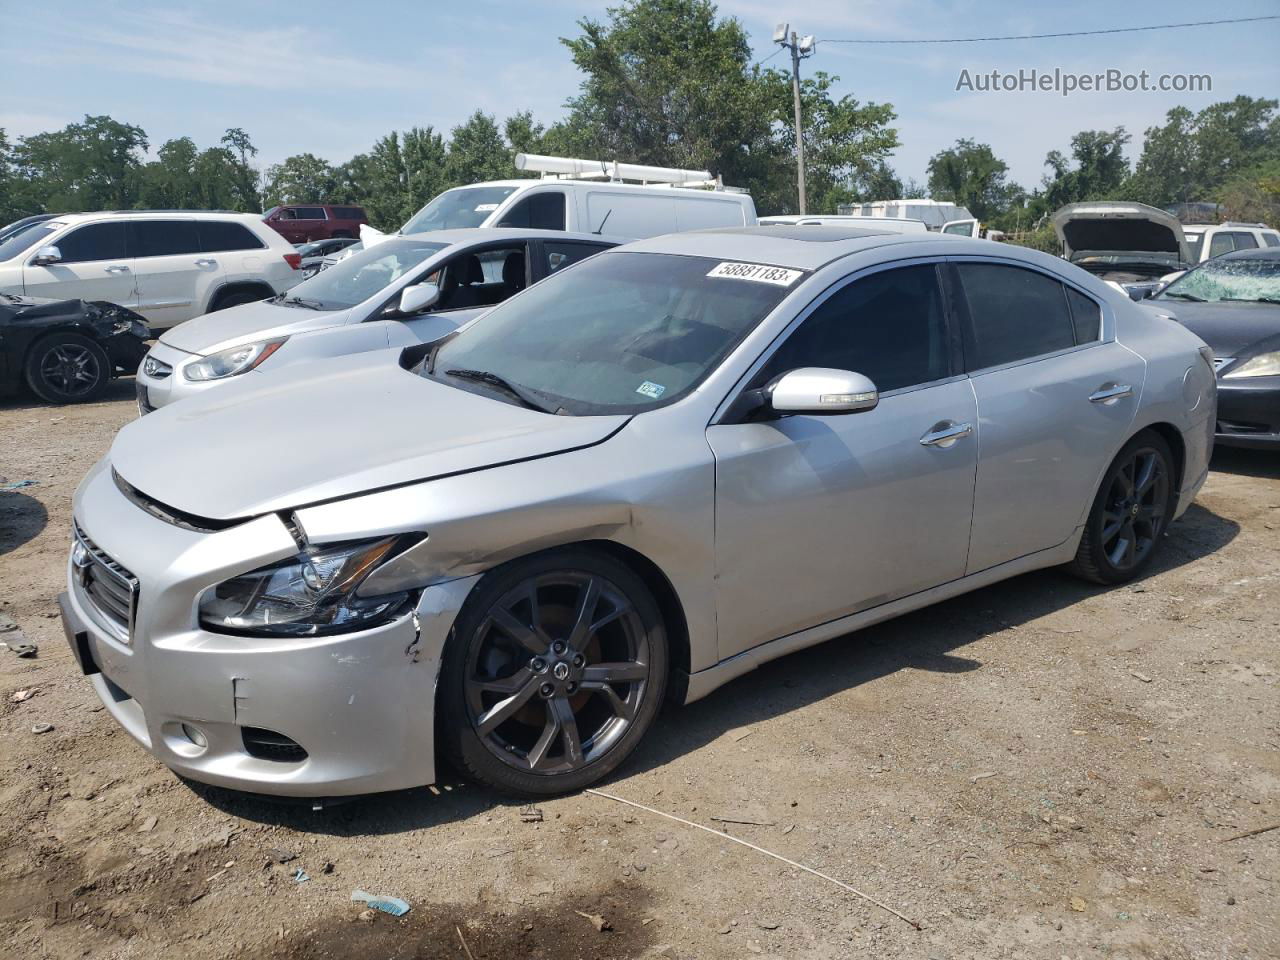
[135,228,616,412]
[1149,247,1280,448]
[0,294,148,404]
[62,226,1214,799]
[1052,202,1193,300]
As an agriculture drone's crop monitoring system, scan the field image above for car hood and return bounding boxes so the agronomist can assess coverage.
[160,299,355,355]
[1157,300,1280,359]
[109,349,628,521]
[1052,202,1191,264]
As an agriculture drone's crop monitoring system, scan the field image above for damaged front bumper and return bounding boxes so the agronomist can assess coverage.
[62,459,478,797]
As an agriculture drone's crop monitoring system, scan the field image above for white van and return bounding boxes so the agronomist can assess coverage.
[396,155,756,242]
[758,214,928,234]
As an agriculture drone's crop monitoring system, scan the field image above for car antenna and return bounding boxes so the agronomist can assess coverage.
[592,209,613,236]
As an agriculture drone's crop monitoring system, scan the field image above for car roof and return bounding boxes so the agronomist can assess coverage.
[397,227,615,246]
[1220,246,1280,261]
[620,225,972,270]
[45,210,267,224]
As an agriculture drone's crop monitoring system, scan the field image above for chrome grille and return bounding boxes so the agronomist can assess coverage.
[72,522,138,643]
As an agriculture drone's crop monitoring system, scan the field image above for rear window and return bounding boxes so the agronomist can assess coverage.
[1263,232,1280,248]
[330,207,365,220]
[199,221,266,252]
[132,220,201,258]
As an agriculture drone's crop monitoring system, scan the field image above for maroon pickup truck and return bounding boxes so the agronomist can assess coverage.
[263,204,368,243]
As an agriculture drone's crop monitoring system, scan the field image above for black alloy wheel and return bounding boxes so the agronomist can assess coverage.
[25,333,111,404]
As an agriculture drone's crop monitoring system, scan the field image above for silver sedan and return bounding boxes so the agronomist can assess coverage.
[61,226,1215,797]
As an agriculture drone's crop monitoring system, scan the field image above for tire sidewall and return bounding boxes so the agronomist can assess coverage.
[1082,430,1176,584]
[25,333,110,405]
[438,548,668,796]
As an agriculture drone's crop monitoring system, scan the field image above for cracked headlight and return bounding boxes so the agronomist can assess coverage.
[1222,351,1280,379]
[184,338,286,381]
[198,537,416,636]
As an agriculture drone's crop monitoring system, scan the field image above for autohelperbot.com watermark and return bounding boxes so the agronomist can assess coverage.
[955,68,1212,97]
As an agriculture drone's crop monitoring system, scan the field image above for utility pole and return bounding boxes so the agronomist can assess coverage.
[774,24,814,214]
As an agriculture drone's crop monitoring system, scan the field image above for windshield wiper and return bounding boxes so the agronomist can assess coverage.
[1161,292,1205,302]
[278,295,324,310]
[444,368,555,413]
[1223,296,1280,304]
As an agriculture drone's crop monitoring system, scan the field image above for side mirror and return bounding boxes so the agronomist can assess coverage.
[769,367,879,415]
[396,283,440,315]
[32,245,62,266]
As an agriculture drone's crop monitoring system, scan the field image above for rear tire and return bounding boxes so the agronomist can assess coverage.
[24,333,111,404]
[1068,429,1176,584]
[438,548,668,797]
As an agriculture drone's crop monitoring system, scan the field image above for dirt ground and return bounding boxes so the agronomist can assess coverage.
[1,377,1277,960]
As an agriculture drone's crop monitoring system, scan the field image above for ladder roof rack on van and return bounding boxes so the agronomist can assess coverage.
[514,154,743,192]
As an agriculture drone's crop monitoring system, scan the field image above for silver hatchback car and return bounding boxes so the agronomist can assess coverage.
[62,227,1215,798]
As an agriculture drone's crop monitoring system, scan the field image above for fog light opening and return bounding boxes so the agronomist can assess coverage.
[181,723,208,749]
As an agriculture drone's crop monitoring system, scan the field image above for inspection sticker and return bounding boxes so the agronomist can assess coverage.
[706,261,803,286]
[474,203,500,212]
[636,381,666,399]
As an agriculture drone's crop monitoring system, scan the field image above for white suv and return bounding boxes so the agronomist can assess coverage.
[0,211,302,331]
[1183,222,1280,262]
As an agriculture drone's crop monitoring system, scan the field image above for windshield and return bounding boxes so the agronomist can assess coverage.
[278,237,447,310]
[0,223,60,262]
[428,252,799,415]
[1184,232,1204,261]
[401,186,519,233]
[1157,256,1280,304]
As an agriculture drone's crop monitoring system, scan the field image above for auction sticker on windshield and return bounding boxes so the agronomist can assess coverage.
[706,262,803,286]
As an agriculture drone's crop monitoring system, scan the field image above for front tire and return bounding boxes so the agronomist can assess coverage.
[1069,430,1175,584]
[209,287,269,312]
[24,333,111,404]
[439,549,668,796]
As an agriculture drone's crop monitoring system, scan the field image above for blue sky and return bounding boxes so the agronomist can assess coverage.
[2,0,1277,194]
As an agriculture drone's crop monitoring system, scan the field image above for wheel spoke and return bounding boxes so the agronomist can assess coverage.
[475,665,535,696]
[475,674,540,736]
[589,602,633,634]
[1102,510,1124,542]
[1135,454,1159,495]
[582,680,635,720]
[1122,524,1137,566]
[490,606,547,655]
[527,701,559,770]
[582,661,647,684]
[549,695,583,767]
[566,577,601,649]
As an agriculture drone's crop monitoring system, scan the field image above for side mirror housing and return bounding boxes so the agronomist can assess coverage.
[395,282,440,316]
[769,367,879,415]
[32,245,62,266]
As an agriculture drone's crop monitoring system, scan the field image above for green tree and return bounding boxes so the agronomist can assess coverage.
[926,138,1019,221]
[560,0,778,189]
[761,69,899,213]
[12,115,148,212]
[220,127,262,212]
[445,111,512,186]
[1041,127,1131,209]
[263,153,338,206]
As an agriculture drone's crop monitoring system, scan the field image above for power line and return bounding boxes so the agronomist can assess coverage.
[752,46,784,67]
[820,15,1279,45]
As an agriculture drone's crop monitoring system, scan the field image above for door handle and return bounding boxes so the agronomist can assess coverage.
[920,420,973,447]
[195,258,218,267]
[104,264,130,274]
[1089,383,1133,404]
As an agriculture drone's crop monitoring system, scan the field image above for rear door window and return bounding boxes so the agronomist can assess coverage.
[1228,232,1259,251]
[54,222,130,264]
[199,221,266,252]
[1064,286,1101,344]
[956,263,1076,370]
[132,220,201,258]
[543,240,609,275]
[330,207,365,220]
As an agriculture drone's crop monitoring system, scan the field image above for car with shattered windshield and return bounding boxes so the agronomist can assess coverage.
[1150,247,1280,448]
[62,226,1214,798]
